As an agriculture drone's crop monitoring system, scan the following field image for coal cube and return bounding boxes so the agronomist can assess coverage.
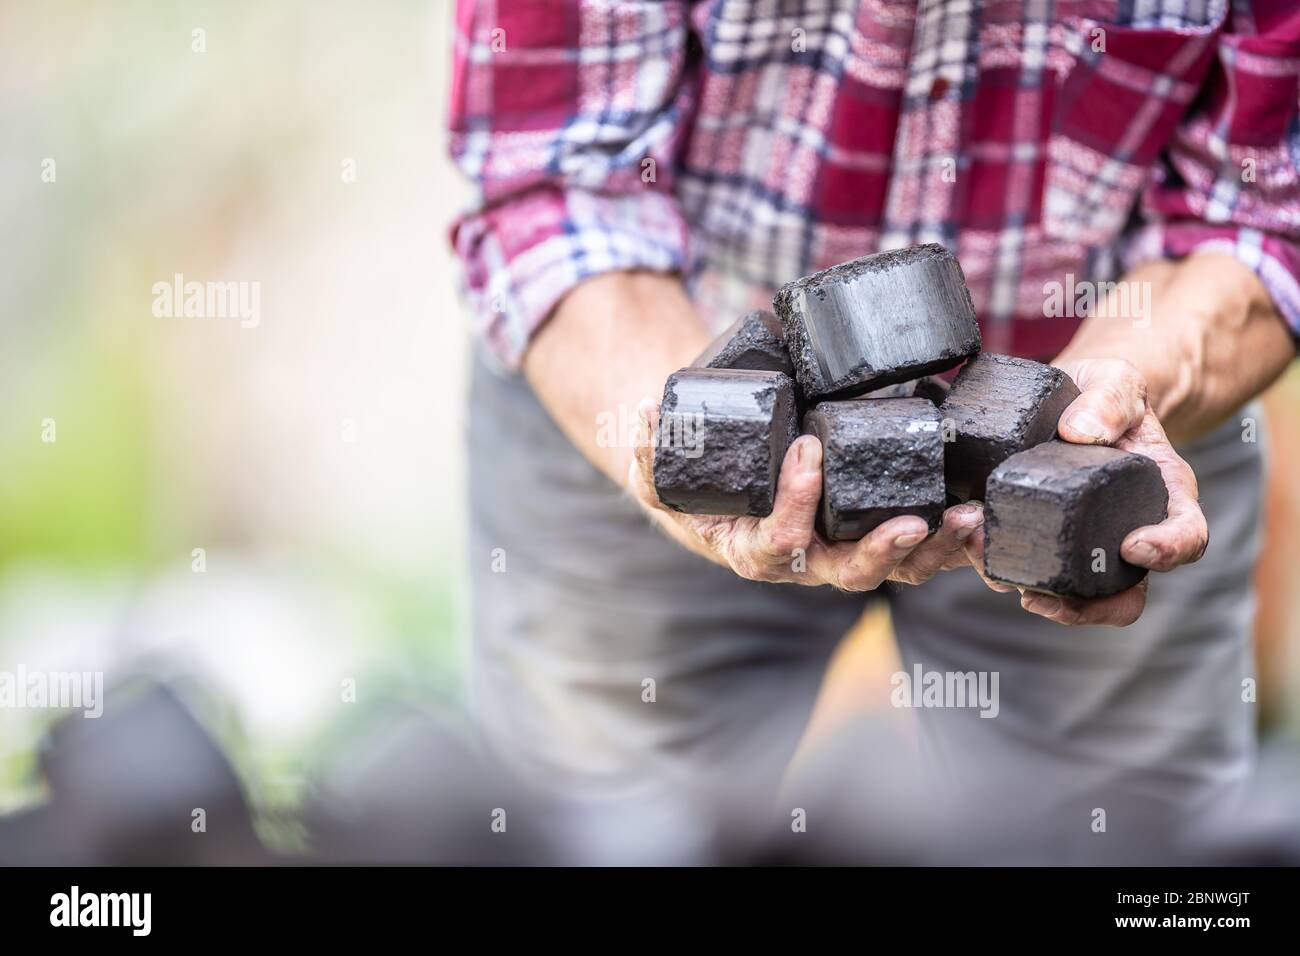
[803,398,945,541]
[773,243,981,401]
[983,441,1169,599]
[693,310,794,377]
[940,354,1081,501]
[865,375,950,406]
[653,368,798,517]
[913,375,951,407]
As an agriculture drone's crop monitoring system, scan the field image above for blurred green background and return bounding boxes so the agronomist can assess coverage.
[0,0,471,837]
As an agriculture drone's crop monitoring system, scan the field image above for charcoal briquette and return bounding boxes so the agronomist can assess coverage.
[693,310,794,377]
[653,368,798,517]
[803,398,945,541]
[940,353,1081,501]
[865,375,950,406]
[983,441,1169,599]
[773,243,981,401]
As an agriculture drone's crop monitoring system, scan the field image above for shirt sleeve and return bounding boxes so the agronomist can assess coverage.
[447,0,696,371]
[1124,1,1300,338]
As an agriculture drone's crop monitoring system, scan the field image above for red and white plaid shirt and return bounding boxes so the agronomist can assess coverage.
[449,0,1300,370]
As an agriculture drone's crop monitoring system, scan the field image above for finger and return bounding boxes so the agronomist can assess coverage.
[629,397,663,510]
[1120,443,1208,572]
[753,435,823,559]
[960,522,1018,593]
[1020,581,1148,627]
[812,515,930,592]
[891,503,983,584]
[1057,363,1146,445]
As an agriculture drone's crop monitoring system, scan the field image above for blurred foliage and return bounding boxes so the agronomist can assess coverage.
[0,337,150,568]
[0,0,469,823]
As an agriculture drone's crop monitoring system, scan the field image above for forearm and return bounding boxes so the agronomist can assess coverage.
[1056,253,1296,444]
[522,270,711,487]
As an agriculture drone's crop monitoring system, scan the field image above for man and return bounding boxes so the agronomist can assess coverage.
[449,0,1299,817]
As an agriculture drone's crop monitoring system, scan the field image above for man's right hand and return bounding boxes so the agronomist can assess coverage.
[629,398,984,591]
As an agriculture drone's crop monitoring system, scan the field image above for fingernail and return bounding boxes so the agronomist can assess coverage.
[1066,410,1106,441]
[794,435,809,465]
[1128,540,1159,566]
[954,505,983,540]
[797,436,821,470]
[894,531,927,549]
[1023,593,1060,615]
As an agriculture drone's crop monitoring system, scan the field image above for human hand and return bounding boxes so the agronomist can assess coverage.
[965,357,1208,626]
[631,398,984,591]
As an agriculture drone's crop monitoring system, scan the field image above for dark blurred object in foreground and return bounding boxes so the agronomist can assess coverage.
[0,679,267,865]
[723,712,1300,867]
[300,704,554,864]
[5,676,1300,866]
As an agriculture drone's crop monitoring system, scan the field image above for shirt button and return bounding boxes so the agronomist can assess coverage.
[930,76,949,100]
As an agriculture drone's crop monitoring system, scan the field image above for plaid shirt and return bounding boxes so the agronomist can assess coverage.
[449,0,1300,370]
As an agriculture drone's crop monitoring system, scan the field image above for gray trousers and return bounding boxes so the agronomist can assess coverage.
[468,353,1264,815]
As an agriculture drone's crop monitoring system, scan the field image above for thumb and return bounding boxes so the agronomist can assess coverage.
[629,397,663,508]
[1056,363,1146,445]
[756,435,823,557]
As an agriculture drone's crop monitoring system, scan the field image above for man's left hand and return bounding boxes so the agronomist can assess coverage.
[964,357,1208,627]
